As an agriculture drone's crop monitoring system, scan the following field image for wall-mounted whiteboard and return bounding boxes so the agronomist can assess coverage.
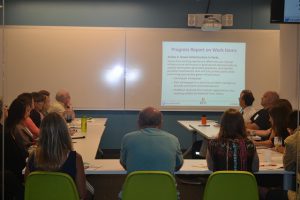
[4,26,125,109]
[125,28,280,110]
[4,26,280,110]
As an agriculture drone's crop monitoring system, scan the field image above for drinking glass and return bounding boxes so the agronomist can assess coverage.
[274,136,282,148]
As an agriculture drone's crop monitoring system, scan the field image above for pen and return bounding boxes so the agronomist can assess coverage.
[198,124,210,127]
[72,136,86,139]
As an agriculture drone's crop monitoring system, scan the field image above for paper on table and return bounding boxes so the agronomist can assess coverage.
[84,161,103,170]
[191,163,208,170]
[86,165,103,170]
[260,162,283,170]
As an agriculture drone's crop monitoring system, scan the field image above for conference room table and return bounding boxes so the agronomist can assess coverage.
[178,120,262,140]
[71,118,107,164]
[72,118,294,190]
[177,120,294,189]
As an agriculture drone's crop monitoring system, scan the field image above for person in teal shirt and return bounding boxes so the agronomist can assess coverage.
[120,106,184,174]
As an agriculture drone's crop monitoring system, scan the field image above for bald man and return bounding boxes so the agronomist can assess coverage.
[246,91,279,130]
[120,107,183,174]
[48,89,75,120]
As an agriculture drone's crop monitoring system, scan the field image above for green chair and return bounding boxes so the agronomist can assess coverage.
[25,171,80,200]
[122,171,178,200]
[203,171,259,200]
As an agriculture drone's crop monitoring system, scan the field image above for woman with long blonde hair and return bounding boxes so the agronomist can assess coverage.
[25,112,87,199]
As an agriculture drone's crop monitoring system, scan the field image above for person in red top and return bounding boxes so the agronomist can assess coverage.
[17,93,40,137]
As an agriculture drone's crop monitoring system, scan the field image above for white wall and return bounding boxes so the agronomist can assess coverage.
[280,24,300,109]
[0,26,3,100]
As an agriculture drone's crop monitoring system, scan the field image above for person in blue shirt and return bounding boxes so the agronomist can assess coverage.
[120,106,183,174]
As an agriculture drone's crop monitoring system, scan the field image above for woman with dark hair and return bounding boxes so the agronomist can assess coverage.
[254,104,291,150]
[17,92,40,137]
[5,97,35,155]
[25,112,87,199]
[3,97,32,199]
[206,108,259,172]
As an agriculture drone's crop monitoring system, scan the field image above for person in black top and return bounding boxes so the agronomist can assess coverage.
[25,112,87,199]
[1,98,26,200]
[253,101,292,149]
[246,91,279,130]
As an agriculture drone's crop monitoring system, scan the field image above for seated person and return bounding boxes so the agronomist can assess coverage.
[17,92,40,137]
[206,108,259,172]
[48,89,75,122]
[25,112,87,199]
[239,89,256,123]
[0,98,25,199]
[254,103,291,149]
[246,91,279,131]
[120,106,183,174]
[30,92,46,127]
[282,110,300,200]
[39,90,51,116]
[284,110,300,171]
[5,97,35,155]
[248,98,293,139]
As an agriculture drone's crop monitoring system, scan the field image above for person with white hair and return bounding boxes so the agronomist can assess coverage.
[48,89,75,121]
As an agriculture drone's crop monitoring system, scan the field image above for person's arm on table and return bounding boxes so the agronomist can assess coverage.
[248,128,271,138]
[25,117,40,138]
[246,122,260,130]
[253,139,273,148]
[253,131,274,148]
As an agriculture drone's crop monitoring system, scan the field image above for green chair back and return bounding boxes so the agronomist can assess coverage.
[122,171,178,200]
[25,171,80,200]
[203,171,259,200]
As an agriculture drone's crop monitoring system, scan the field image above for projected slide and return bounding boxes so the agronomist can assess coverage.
[161,42,245,107]
[284,0,300,22]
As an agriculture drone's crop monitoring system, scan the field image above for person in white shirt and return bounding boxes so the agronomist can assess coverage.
[48,89,75,121]
[239,90,256,123]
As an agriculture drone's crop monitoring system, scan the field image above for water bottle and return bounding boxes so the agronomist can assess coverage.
[201,115,207,125]
[81,116,87,133]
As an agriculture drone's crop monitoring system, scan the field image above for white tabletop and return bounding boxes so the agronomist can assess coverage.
[178,120,219,139]
[84,148,292,175]
[72,118,107,164]
[74,119,290,175]
[70,118,293,189]
[178,120,261,141]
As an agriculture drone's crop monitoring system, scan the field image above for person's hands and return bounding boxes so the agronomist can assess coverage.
[69,128,77,136]
[274,146,284,154]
